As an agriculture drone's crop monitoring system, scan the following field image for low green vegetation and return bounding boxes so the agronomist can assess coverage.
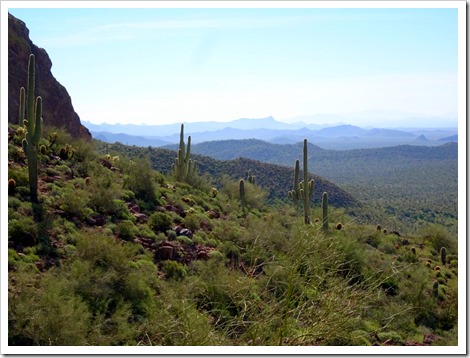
[7,123,458,346]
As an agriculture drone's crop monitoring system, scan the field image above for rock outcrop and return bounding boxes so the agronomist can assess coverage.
[8,13,91,140]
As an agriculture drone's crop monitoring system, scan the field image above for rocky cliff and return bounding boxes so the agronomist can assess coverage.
[8,13,91,140]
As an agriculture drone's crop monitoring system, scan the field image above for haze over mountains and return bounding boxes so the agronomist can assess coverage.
[84,114,457,150]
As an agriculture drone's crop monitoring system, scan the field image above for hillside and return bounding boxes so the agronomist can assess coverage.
[7,122,459,347]
[190,139,458,233]
[94,141,358,208]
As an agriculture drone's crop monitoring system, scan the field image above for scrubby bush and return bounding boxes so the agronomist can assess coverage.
[149,212,172,233]
[123,159,158,206]
[8,216,38,246]
[161,260,188,281]
[117,220,138,241]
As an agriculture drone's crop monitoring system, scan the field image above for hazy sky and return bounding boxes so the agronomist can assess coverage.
[7,3,461,125]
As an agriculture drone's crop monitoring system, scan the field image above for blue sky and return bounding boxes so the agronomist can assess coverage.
[7,4,460,125]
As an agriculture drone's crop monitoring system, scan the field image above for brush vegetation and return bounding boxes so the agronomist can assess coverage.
[8,124,458,346]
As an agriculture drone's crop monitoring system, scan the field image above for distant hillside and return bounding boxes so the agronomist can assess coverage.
[84,120,457,150]
[92,131,171,147]
[95,141,358,208]
[190,139,458,183]
[439,134,458,142]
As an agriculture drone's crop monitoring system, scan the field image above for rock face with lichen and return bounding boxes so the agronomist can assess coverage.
[8,13,91,140]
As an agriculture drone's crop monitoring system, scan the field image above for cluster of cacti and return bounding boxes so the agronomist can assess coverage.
[300,139,314,224]
[59,144,75,160]
[440,246,447,265]
[19,54,43,204]
[172,124,197,183]
[322,192,329,232]
[239,179,245,208]
[246,170,256,186]
[287,160,300,210]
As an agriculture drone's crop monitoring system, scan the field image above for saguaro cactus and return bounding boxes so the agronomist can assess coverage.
[247,170,256,186]
[239,179,245,208]
[288,159,300,210]
[20,54,43,204]
[172,124,197,183]
[440,247,447,266]
[322,192,329,232]
[300,139,314,224]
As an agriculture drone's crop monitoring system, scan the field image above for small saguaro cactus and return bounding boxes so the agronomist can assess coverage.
[172,124,197,183]
[301,139,314,224]
[288,159,300,210]
[322,192,329,232]
[440,246,447,266]
[432,281,439,298]
[20,54,43,204]
[239,179,245,208]
[247,170,256,186]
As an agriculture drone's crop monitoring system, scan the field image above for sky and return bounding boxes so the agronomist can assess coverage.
[6,3,462,126]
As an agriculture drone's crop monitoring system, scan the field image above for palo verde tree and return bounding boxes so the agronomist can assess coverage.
[19,54,43,204]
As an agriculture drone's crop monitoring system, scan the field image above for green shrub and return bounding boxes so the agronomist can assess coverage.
[161,260,188,281]
[117,220,138,241]
[123,159,158,206]
[8,216,37,246]
[149,212,172,233]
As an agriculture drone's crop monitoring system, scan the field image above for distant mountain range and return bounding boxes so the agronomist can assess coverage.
[84,116,458,150]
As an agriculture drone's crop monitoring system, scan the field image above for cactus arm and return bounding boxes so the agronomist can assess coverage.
[19,87,25,125]
[32,97,43,144]
[26,54,36,135]
[303,139,311,224]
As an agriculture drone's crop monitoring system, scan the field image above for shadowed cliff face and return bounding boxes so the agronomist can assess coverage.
[8,13,92,140]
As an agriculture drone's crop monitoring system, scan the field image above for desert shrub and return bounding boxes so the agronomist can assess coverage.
[8,165,29,188]
[221,177,267,211]
[117,220,138,241]
[86,163,123,215]
[8,216,38,246]
[161,260,188,281]
[420,224,456,254]
[149,212,172,233]
[8,271,91,345]
[123,158,158,206]
[57,187,90,220]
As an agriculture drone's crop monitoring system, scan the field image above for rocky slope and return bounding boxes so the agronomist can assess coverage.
[8,13,91,140]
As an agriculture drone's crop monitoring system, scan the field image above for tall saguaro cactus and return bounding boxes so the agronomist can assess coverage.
[288,159,300,210]
[300,139,314,224]
[322,192,329,232]
[20,54,43,204]
[172,124,197,183]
